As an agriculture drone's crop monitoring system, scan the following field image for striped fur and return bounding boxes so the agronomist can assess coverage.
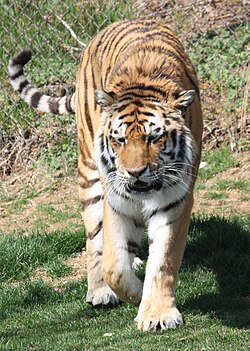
[9,49,75,115]
[9,19,203,331]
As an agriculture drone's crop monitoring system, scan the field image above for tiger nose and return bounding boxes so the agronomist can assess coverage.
[125,166,148,178]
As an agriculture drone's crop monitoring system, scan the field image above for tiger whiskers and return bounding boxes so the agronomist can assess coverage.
[104,172,130,200]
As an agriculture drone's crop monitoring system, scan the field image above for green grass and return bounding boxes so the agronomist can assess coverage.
[203,192,228,200]
[188,24,249,114]
[240,196,250,202]
[0,215,249,350]
[0,229,85,282]
[210,179,250,192]
[35,203,79,224]
[198,146,238,180]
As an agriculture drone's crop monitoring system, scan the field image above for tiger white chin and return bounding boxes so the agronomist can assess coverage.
[107,175,191,220]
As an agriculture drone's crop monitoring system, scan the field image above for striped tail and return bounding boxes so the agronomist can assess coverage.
[8,49,75,115]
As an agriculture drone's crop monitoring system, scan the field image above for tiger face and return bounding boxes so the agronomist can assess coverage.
[95,89,195,199]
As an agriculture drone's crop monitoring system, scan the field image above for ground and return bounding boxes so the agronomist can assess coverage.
[193,152,250,216]
[0,150,249,285]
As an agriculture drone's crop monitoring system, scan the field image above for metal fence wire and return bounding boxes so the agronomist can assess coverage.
[0,0,249,174]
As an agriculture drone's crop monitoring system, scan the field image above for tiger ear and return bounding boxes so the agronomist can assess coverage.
[95,90,116,107]
[173,90,195,116]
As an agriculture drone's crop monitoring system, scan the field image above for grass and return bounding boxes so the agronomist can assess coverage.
[0,215,249,350]
[203,192,228,200]
[188,25,249,111]
[0,229,85,282]
[210,179,250,192]
[35,203,79,224]
[198,146,239,180]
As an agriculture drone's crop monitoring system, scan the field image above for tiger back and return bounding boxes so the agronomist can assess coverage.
[9,19,202,331]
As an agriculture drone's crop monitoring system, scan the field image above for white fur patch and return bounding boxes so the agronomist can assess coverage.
[37,95,51,113]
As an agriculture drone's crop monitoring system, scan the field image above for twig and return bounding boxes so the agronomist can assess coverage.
[56,15,86,48]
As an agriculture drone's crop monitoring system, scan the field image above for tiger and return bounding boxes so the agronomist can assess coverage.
[9,19,203,331]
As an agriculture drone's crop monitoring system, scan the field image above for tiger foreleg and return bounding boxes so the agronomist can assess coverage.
[101,200,144,305]
[86,230,119,306]
[79,173,119,306]
[136,197,193,331]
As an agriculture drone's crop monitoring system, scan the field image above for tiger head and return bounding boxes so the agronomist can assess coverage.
[95,89,196,198]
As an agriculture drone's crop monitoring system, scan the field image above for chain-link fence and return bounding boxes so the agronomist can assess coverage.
[0,0,249,175]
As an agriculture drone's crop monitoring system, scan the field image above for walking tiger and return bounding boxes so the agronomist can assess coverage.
[9,19,203,331]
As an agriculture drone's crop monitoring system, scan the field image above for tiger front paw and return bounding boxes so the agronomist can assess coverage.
[135,306,183,331]
[86,286,119,306]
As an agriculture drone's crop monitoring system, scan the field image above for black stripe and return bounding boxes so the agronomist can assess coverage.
[138,111,155,117]
[117,93,160,104]
[10,69,23,80]
[149,194,187,218]
[171,129,177,149]
[185,70,200,98]
[81,195,102,209]
[79,178,99,189]
[123,84,166,97]
[30,91,42,108]
[103,65,112,87]
[112,187,130,200]
[99,133,105,152]
[118,113,132,120]
[124,121,133,127]
[17,79,29,93]
[81,159,98,170]
[134,220,144,228]
[90,53,97,92]
[101,154,109,168]
[177,132,186,160]
[88,221,103,240]
[66,95,74,113]
[112,25,155,51]
[78,126,92,159]
[116,104,129,113]
[118,94,136,102]
[127,240,139,254]
[83,55,94,139]
[49,97,59,114]
[160,47,199,94]
[12,49,32,66]
[132,100,144,107]
[161,196,186,212]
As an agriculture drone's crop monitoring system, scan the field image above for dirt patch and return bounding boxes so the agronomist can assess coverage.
[0,168,81,234]
[34,251,87,286]
[194,152,250,215]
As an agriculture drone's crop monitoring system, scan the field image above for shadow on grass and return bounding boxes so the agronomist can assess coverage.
[182,215,250,328]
